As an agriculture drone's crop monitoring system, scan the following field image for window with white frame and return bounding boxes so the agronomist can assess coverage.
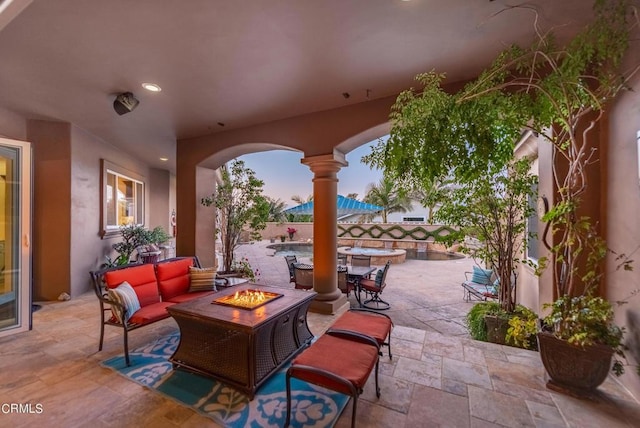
[101,160,145,237]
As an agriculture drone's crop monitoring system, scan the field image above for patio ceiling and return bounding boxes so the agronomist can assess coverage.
[0,0,593,172]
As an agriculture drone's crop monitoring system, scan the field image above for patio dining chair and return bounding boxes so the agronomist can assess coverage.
[284,255,297,282]
[337,265,355,296]
[350,254,371,267]
[350,254,372,280]
[337,254,347,266]
[359,261,391,310]
[292,262,314,290]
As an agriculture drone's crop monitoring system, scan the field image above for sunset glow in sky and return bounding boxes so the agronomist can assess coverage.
[239,139,384,208]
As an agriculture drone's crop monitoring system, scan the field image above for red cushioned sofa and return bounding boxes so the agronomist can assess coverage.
[90,256,216,365]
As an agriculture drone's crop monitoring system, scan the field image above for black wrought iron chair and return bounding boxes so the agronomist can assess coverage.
[337,265,355,296]
[359,261,391,310]
[284,255,297,282]
[350,254,372,283]
[292,262,314,290]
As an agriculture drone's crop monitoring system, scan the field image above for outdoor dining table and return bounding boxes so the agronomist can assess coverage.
[344,265,376,306]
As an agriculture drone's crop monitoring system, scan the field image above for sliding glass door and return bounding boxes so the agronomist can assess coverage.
[0,137,31,337]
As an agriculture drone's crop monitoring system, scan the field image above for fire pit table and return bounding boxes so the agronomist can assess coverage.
[167,284,316,399]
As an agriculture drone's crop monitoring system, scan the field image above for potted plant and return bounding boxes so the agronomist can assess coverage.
[287,227,297,241]
[466,301,538,349]
[201,160,268,274]
[280,235,287,242]
[103,224,171,267]
[363,0,639,395]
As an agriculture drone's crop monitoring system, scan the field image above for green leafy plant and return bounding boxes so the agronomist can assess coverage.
[230,257,260,282]
[466,301,502,342]
[436,158,538,313]
[365,0,639,378]
[467,302,538,349]
[110,224,152,266]
[148,226,171,246]
[506,306,539,350]
[542,294,632,375]
[202,160,267,273]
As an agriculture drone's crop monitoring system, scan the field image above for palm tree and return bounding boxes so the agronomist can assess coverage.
[291,194,313,205]
[265,197,287,223]
[289,194,313,222]
[410,175,454,223]
[363,177,412,223]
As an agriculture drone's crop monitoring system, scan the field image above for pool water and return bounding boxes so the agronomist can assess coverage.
[268,243,313,258]
[268,243,463,261]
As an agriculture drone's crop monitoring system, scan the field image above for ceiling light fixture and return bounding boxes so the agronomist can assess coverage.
[141,82,162,92]
[159,157,168,162]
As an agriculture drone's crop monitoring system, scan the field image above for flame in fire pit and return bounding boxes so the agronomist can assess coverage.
[213,289,283,310]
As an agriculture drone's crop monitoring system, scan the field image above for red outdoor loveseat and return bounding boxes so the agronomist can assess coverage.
[90,256,217,365]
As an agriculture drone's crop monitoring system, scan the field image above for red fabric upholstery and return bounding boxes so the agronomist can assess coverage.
[104,264,160,307]
[359,278,385,292]
[155,258,194,301]
[165,290,216,303]
[129,302,174,325]
[291,334,378,395]
[331,311,391,345]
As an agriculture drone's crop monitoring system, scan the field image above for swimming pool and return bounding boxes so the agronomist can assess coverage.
[267,243,463,262]
[267,243,313,258]
[338,246,406,264]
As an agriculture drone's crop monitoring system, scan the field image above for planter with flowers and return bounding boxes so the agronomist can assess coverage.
[287,227,297,241]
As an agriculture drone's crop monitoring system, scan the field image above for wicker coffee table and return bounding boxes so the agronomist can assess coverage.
[167,284,316,399]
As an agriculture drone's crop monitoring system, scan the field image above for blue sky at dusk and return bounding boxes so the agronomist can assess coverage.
[239,139,385,208]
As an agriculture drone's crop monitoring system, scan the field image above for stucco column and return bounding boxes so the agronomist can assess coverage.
[302,151,349,314]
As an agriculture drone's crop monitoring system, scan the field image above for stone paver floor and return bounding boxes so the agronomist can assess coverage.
[236,240,640,428]
[0,239,638,427]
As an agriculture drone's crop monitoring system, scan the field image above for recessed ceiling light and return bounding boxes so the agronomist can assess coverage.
[142,82,162,92]
[159,157,168,161]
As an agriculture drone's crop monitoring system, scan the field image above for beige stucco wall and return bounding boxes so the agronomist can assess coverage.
[606,69,640,399]
[69,123,160,298]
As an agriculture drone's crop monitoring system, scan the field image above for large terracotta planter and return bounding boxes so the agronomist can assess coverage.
[484,314,509,345]
[537,331,614,397]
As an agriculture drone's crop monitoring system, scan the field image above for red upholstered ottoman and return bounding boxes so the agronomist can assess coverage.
[285,330,380,428]
[330,308,393,358]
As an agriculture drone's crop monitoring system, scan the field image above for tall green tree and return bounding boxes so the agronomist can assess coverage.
[436,159,538,312]
[201,160,266,273]
[363,177,412,223]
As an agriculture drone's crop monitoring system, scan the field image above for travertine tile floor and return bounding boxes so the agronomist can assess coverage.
[0,240,638,427]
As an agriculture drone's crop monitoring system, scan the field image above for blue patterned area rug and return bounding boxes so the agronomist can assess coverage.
[101,333,349,427]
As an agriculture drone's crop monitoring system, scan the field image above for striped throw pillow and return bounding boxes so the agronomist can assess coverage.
[189,266,216,292]
[107,281,141,324]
